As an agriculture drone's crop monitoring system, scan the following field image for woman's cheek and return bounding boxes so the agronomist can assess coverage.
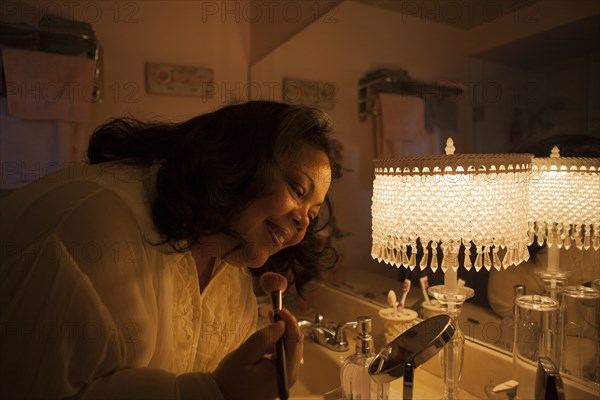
[287,230,306,248]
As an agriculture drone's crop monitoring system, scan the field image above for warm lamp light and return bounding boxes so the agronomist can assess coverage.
[371,138,533,400]
[528,146,600,298]
[527,146,600,375]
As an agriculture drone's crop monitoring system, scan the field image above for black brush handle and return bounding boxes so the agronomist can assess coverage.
[274,311,288,400]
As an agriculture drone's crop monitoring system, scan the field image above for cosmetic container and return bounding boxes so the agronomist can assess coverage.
[340,317,389,399]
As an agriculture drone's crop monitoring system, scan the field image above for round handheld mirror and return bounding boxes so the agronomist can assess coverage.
[368,314,455,384]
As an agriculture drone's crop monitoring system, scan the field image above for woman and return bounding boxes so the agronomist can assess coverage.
[0,101,342,399]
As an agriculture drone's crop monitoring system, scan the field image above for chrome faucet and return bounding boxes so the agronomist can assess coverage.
[297,310,357,352]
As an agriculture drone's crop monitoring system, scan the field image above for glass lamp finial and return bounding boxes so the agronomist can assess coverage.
[445,138,455,155]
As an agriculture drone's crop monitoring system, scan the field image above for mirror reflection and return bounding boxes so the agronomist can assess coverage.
[249,0,600,357]
[1,0,598,395]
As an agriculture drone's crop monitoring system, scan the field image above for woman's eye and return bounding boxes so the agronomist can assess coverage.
[289,181,304,198]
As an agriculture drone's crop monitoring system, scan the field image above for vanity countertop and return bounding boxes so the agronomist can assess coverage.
[300,279,600,400]
[388,364,479,399]
[290,334,480,399]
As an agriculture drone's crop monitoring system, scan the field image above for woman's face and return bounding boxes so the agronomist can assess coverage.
[228,142,332,268]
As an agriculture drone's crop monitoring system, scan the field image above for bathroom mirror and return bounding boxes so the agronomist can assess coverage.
[249,0,600,355]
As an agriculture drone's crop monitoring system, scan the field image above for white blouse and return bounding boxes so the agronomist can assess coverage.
[0,162,258,399]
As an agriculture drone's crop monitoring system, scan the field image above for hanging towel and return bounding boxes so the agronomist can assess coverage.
[2,48,95,122]
[374,93,437,157]
[377,92,427,141]
[425,96,458,133]
[426,80,467,135]
[0,100,84,189]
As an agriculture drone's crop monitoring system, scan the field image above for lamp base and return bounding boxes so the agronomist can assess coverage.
[535,269,571,301]
[428,285,474,400]
[533,268,571,378]
[428,286,474,313]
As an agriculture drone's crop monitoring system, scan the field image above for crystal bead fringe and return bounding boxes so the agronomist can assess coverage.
[527,222,599,251]
[370,240,531,271]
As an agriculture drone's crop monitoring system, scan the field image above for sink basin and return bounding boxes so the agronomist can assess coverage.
[289,338,351,399]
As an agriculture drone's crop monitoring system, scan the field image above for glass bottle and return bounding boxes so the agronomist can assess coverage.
[340,317,389,400]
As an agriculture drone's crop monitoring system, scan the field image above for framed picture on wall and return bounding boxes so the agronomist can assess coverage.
[145,62,213,98]
[282,78,336,109]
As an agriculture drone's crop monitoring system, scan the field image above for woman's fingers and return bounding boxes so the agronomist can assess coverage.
[212,321,285,400]
[237,320,285,363]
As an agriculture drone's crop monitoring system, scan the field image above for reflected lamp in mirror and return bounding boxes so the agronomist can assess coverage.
[370,138,533,400]
[527,146,600,384]
[528,146,600,299]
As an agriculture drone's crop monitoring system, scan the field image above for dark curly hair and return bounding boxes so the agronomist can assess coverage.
[87,101,342,293]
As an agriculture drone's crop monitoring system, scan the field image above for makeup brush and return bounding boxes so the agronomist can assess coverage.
[259,272,289,400]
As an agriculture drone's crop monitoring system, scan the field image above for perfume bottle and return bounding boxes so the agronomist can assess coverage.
[340,317,389,400]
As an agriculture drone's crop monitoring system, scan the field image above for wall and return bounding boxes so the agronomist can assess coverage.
[469,58,545,153]
[250,0,600,306]
[251,0,470,287]
[248,0,342,65]
[466,0,600,154]
[470,53,600,154]
[464,0,600,56]
[2,0,251,162]
[88,1,250,122]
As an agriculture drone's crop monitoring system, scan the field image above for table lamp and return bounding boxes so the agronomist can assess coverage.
[527,146,600,373]
[528,146,600,299]
[371,138,533,400]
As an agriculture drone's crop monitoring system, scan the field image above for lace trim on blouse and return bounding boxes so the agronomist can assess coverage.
[170,255,256,374]
[171,252,202,373]
[193,262,254,372]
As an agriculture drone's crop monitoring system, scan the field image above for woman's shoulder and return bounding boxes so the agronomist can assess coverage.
[2,161,163,265]
[2,161,153,210]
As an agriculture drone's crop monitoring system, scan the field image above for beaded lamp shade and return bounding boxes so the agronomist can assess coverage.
[528,146,600,251]
[371,139,534,274]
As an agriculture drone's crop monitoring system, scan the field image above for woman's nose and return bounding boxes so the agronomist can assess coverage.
[291,209,309,231]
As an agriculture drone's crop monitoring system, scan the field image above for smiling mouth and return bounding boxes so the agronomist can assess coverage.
[267,221,288,247]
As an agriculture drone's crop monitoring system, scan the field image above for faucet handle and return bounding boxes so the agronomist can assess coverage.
[334,320,358,346]
[314,310,324,326]
[492,380,519,400]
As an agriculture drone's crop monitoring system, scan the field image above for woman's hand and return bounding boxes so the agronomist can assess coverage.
[278,308,304,388]
[212,308,304,400]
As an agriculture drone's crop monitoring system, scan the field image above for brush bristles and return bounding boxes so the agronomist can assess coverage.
[259,272,288,294]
